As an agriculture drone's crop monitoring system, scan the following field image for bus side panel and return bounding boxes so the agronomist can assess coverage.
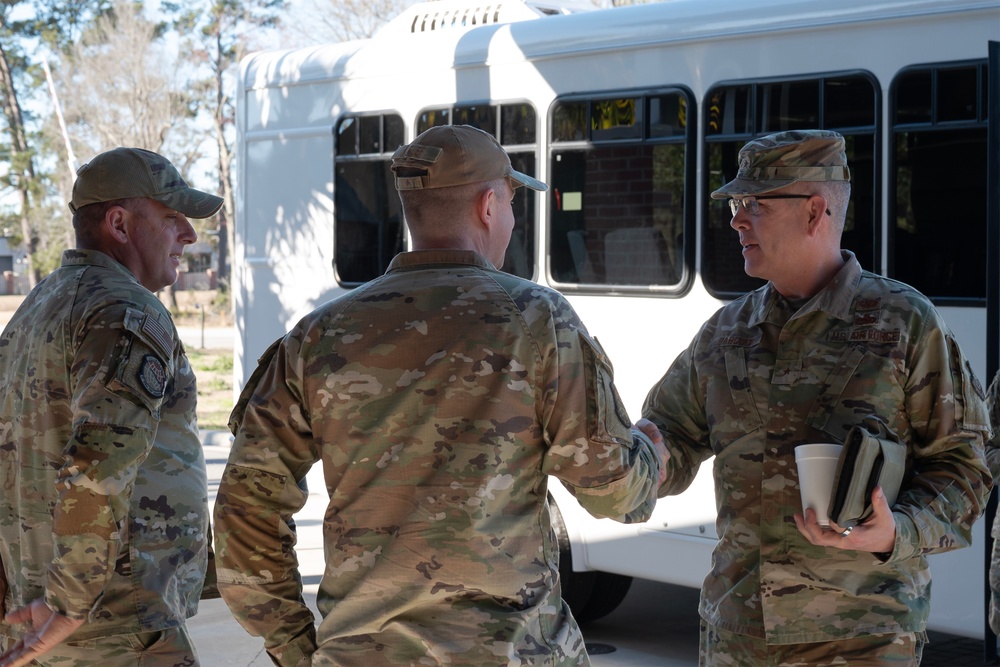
[553,289,721,587]
[927,523,987,638]
[235,130,337,387]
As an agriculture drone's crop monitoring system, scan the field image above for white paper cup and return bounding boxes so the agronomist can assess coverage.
[794,443,843,526]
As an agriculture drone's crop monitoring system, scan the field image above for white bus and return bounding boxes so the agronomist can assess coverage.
[233,0,1000,639]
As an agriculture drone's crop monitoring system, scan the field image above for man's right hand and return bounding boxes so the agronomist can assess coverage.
[635,418,670,485]
[0,599,84,667]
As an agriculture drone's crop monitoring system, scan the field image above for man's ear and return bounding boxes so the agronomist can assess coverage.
[805,194,828,237]
[104,205,131,245]
[476,186,497,232]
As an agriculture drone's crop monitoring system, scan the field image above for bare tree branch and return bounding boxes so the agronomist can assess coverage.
[54,1,187,156]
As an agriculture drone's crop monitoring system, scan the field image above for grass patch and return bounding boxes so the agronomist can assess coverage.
[188,348,234,432]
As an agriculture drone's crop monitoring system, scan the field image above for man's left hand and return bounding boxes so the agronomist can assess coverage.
[794,486,896,554]
[0,599,84,667]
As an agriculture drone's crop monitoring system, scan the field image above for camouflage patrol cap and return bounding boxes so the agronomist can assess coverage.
[69,147,224,218]
[392,125,547,192]
[710,129,851,198]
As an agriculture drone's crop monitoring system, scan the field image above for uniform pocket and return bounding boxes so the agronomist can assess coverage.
[578,332,633,446]
[722,346,764,435]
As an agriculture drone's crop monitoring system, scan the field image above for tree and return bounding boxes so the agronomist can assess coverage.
[0,0,116,287]
[163,0,287,302]
[53,0,189,155]
[0,3,43,286]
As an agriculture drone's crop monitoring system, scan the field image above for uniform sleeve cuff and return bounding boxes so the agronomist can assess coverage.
[267,627,317,667]
[880,511,920,563]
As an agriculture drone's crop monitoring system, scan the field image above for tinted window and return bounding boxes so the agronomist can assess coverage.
[549,91,691,290]
[502,104,538,145]
[938,66,979,123]
[453,105,496,134]
[891,62,988,302]
[334,114,405,285]
[417,109,450,134]
[759,80,819,131]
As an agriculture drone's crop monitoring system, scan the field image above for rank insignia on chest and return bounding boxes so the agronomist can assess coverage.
[856,296,881,311]
[139,354,167,398]
[853,312,880,327]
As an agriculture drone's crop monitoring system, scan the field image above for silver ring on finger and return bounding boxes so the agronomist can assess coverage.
[840,525,853,538]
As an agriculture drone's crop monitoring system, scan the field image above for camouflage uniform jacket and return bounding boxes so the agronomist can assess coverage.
[985,370,1000,634]
[643,251,991,644]
[0,249,209,641]
[215,249,661,667]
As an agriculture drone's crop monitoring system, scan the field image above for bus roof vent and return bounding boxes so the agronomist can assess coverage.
[377,0,591,37]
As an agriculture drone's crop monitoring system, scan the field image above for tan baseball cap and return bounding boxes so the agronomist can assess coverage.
[711,129,851,198]
[392,125,547,192]
[69,147,224,218]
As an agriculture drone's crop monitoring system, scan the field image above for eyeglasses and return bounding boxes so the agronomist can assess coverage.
[728,194,813,217]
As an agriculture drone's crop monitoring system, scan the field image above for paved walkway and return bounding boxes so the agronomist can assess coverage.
[193,434,327,665]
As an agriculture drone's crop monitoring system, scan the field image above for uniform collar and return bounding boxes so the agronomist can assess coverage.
[61,248,143,285]
[750,250,862,326]
[387,249,496,272]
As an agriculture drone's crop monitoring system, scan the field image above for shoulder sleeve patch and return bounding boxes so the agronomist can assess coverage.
[108,305,177,415]
[139,354,168,398]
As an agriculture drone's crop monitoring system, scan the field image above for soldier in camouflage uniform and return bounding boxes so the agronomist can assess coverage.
[638,130,992,665]
[214,125,667,667]
[0,148,223,667]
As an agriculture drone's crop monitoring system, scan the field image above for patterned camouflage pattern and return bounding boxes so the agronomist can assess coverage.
[0,249,209,643]
[699,620,926,665]
[215,249,661,667]
[643,251,991,644]
[69,147,223,219]
[0,625,198,666]
[711,129,851,198]
[985,370,1000,635]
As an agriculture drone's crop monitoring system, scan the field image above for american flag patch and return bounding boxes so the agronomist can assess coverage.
[140,307,175,358]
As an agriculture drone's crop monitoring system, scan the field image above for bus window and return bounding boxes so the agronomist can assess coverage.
[334,113,405,286]
[759,80,819,131]
[413,103,539,280]
[703,73,878,299]
[501,104,537,145]
[507,151,538,279]
[890,61,988,303]
[417,109,450,133]
[549,90,692,291]
[553,101,587,141]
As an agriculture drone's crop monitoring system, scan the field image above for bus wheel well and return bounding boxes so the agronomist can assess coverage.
[549,494,633,623]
